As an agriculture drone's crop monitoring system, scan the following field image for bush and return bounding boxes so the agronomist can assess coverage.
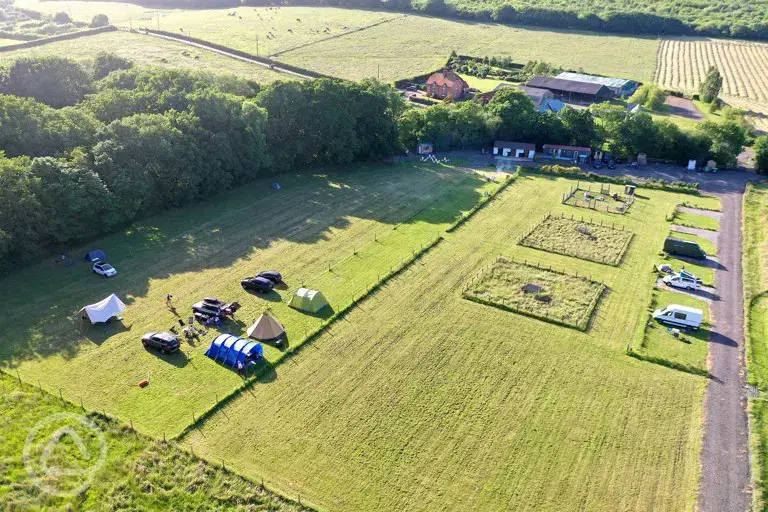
[90,14,109,28]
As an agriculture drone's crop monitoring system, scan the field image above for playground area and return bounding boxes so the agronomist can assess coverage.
[563,181,636,214]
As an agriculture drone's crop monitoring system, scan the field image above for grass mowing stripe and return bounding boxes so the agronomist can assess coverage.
[182,175,705,512]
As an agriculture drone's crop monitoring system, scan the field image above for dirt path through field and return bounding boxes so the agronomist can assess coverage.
[698,187,751,511]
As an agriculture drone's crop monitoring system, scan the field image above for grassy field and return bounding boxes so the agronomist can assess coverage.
[669,230,717,255]
[180,175,705,511]
[520,214,633,265]
[462,75,516,92]
[276,15,658,83]
[681,194,722,211]
[13,2,658,83]
[640,289,710,374]
[673,210,720,231]
[743,182,768,510]
[464,257,604,329]
[0,373,306,511]
[0,162,498,438]
[0,30,285,82]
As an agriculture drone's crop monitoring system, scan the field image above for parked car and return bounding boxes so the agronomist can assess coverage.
[626,162,639,169]
[663,273,701,291]
[652,304,703,330]
[92,260,117,277]
[592,160,603,169]
[192,297,240,318]
[257,270,282,283]
[241,276,275,293]
[607,160,616,170]
[141,332,181,354]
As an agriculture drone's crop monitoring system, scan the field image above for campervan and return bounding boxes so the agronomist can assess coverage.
[652,304,703,330]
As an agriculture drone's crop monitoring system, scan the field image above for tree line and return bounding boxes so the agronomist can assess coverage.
[0,55,402,275]
[0,55,757,275]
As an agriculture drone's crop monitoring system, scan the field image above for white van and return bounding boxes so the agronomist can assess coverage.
[652,305,703,330]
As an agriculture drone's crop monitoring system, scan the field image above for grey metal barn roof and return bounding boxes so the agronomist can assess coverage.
[556,72,635,89]
[494,141,536,150]
[527,76,611,96]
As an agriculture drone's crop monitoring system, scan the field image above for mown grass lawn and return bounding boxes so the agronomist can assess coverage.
[0,374,306,511]
[464,257,604,329]
[520,214,633,265]
[183,175,705,512]
[0,162,497,437]
[681,194,722,212]
[0,31,286,83]
[640,289,710,373]
[674,210,720,231]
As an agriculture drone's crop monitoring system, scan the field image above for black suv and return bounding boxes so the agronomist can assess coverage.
[241,276,275,293]
[141,332,181,354]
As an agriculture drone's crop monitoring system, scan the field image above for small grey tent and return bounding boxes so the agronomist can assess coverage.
[247,310,285,341]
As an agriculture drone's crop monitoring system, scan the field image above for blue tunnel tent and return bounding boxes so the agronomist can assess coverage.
[84,249,107,262]
[204,334,264,368]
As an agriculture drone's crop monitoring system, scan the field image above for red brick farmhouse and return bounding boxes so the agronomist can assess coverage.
[426,70,470,100]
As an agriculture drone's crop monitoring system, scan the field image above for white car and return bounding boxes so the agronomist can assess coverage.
[653,304,703,330]
[662,272,700,290]
[92,260,117,277]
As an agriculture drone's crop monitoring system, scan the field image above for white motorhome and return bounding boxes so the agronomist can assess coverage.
[652,304,703,330]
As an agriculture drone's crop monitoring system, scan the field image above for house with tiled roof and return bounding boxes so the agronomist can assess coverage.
[426,70,470,100]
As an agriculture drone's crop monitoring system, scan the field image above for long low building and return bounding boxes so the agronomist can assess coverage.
[526,76,613,103]
[556,72,638,97]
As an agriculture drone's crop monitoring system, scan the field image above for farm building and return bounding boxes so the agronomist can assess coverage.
[542,144,591,163]
[425,70,470,100]
[493,141,536,159]
[527,76,613,103]
[537,99,566,113]
[556,72,638,97]
[520,86,554,107]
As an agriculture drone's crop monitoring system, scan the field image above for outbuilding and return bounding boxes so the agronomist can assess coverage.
[542,144,591,164]
[493,141,536,159]
[527,76,613,103]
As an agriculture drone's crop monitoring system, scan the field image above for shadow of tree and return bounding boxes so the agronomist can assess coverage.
[0,162,487,364]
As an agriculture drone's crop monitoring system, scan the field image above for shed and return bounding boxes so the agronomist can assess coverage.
[84,249,107,262]
[204,334,264,368]
[247,310,285,341]
[289,288,329,313]
[542,144,591,164]
[493,141,536,159]
[556,72,639,97]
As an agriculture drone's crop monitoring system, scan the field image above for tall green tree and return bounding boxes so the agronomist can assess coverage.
[486,88,536,142]
[753,136,768,174]
[699,66,723,103]
[698,120,747,166]
[1,57,93,108]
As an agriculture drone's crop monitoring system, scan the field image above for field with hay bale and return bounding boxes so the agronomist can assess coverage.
[520,214,634,265]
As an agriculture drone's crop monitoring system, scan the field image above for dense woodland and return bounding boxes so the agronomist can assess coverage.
[0,55,758,274]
